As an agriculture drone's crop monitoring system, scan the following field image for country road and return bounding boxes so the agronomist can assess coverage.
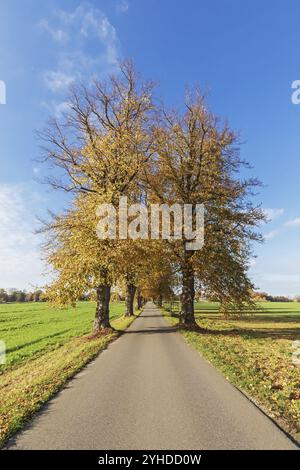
[7,302,297,450]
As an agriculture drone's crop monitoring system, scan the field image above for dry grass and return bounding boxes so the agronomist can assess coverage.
[163,306,300,444]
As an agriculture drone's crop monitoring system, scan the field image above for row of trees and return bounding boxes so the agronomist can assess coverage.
[39,60,264,331]
[253,292,296,302]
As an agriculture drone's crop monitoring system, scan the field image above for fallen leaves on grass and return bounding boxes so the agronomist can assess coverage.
[164,311,300,444]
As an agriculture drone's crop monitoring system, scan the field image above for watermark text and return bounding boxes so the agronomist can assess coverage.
[96,197,204,251]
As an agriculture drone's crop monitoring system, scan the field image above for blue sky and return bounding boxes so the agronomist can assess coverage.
[1,0,300,295]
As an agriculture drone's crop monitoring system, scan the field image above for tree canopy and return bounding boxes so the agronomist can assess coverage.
[39,62,265,331]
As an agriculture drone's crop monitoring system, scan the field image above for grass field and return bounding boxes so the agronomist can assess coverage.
[0,301,125,371]
[164,300,300,317]
[163,301,300,443]
[0,301,139,447]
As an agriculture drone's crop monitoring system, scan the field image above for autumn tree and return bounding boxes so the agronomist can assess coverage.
[146,91,265,327]
[39,61,155,331]
[41,194,112,329]
[136,243,177,306]
[116,240,149,317]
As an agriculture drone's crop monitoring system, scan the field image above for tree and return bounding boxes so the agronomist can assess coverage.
[136,243,177,306]
[0,289,8,303]
[33,290,43,302]
[25,292,34,302]
[7,291,17,302]
[146,91,265,327]
[252,291,268,301]
[15,291,26,302]
[42,193,120,330]
[117,239,162,316]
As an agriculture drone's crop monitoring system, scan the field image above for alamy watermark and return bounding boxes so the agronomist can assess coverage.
[0,80,6,105]
[0,340,6,365]
[96,197,204,251]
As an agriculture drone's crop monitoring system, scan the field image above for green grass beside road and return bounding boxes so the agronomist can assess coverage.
[162,301,300,444]
[0,301,124,370]
[0,301,139,447]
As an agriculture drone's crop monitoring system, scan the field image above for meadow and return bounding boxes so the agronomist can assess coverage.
[164,299,300,318]
[163,301,300,443]
[0,301,125,370]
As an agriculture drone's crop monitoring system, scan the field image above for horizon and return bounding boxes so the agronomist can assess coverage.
[1,0,300,295]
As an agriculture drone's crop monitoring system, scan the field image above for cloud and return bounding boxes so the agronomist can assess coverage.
[44,71,75,92]
[39,3,120,98]
[116,0,129,13]
[248,259,256,267]
[57,4,118,63]
[0,183,48,290]
[285,217,300,227]
[264,229,279,240]
[263,208,284,221]
[41,100,71,118]
[38,19,69,42]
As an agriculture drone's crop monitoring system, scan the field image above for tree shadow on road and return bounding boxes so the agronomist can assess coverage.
[123,326,176,334]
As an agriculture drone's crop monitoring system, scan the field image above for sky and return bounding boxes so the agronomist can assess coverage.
[1,0,300,295]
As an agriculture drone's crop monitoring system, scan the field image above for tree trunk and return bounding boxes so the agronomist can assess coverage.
[93,284,111,332]
[180,257,196,327]
[125,283,136,316]
[157,294,163,307]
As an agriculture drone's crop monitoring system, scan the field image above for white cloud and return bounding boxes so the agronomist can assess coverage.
[248,259,256,267]
[53,101,71,117]
[285,217,300,227]
[39,3,120,97]
[263,208,284,221]
[264,229,279,240]
[41,100,71,118]
[38,18,69,42]
[44,71,75,92]
[116,0,129,13]
[0,184,48,290]
[60,4,119,66]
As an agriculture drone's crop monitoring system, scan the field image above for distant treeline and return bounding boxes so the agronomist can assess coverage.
[253,292,298,302]
[0,289,125,304]
[265,295,292,302]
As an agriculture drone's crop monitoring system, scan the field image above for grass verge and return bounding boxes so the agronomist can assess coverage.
[0,309,140,448]
[162,307,300,444]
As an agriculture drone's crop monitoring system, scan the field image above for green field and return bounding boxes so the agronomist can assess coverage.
[164,300,300,317]
[163,301,300,443]
[0,301,126,371]
[0,301,140,447]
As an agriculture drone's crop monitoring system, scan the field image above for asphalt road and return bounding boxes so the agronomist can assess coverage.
[7,302,297,450]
